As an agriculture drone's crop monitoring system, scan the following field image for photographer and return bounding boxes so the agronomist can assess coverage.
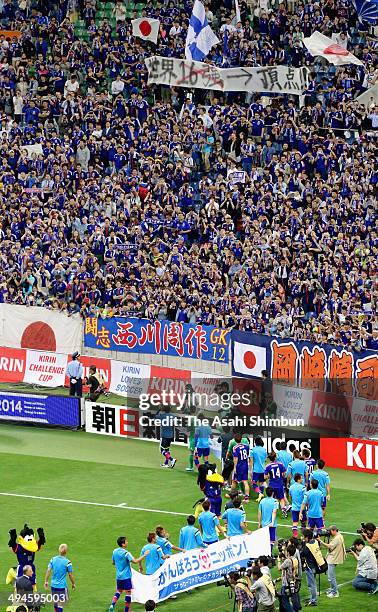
[278,544,301,612]
[360,523,378,553]
[318,525,346,598]
[249,567,276,612]
[301,529,327,607]
[350,538,378,594]
[229,571,255,612]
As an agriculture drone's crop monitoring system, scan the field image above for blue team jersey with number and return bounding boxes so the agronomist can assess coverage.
[233,443,249,468]
[264,461,286,486]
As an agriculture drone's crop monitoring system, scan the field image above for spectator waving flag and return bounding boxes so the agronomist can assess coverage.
[132,17,160,43]
[352,0,378,23]
[185,0,220,61]
[303,31,364,65]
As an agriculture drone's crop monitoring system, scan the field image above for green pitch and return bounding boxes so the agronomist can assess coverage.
[0,425,376,611]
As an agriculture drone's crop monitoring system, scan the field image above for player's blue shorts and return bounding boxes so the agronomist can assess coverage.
[252,472,264,484]
[322,496,327,508]
[308,517,324,529]
[203,539,218,545]
[269,527,277,543]
[292,510,307,522]
[51,587,68,603]
[209,497,222,516]
[234,467,249,482]
[196,447,210,457]
[117,578,133,591]
[271,485,285,501]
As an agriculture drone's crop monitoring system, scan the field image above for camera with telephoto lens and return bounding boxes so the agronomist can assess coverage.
[315,528,331,541]
[216,567,248,587]
[346,544,357,553]
[356,522,369,535]
[277,538,288,558]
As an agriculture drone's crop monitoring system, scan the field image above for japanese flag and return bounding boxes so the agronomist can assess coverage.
[132,18,160,44]
[303,31,363,66]
[233,341,267,377]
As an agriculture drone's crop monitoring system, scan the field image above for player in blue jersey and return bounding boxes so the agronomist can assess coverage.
[277,441,293,472]
[179,515,203,550]
[300,479,324,530]
[289,473,307,537]
[109,536,149,612]
[140,533,167,575]
[310,459,331,518]
[302,448,317,489]
[155,525,185,556]
[264,452,289,516]
[232,433,250,503]
[199,500,226,544]
[194,415,212,468]
[258,487,279,551]
[222,499,250,537]
[44,543,75,612]
[155,406,177,469]
[287,450,309,488]
[249,436,267,502]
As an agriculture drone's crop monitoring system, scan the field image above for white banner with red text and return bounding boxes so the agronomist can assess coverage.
[131,529,271,603]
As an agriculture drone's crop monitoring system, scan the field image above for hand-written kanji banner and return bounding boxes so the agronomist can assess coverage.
[84,317,230,363]
[131,529,271,603]
[145,56,308,95]
[232,330,378,400]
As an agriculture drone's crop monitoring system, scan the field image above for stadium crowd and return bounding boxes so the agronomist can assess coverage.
[0,0,377,351]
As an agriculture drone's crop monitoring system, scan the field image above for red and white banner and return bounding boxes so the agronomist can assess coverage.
[24,350,68,387]
[309,390,352,433]
[148,365,191,401]
[0,304,82,354]
[0,347,26,382]
[320,437,378,474]
[110,360,151,398]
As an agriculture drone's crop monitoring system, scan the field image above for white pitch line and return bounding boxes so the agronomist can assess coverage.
[0,492,357,535]
[319,579,353,595]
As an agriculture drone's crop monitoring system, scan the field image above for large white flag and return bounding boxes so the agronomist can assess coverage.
[185,0,220,61]
[303,31,363,66]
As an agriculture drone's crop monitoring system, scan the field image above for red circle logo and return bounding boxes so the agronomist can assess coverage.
[139,20,152,36]
[21,322,57,351]
[243,350,257,370]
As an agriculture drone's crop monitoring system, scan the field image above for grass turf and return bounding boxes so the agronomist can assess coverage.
[0,425,377,611]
